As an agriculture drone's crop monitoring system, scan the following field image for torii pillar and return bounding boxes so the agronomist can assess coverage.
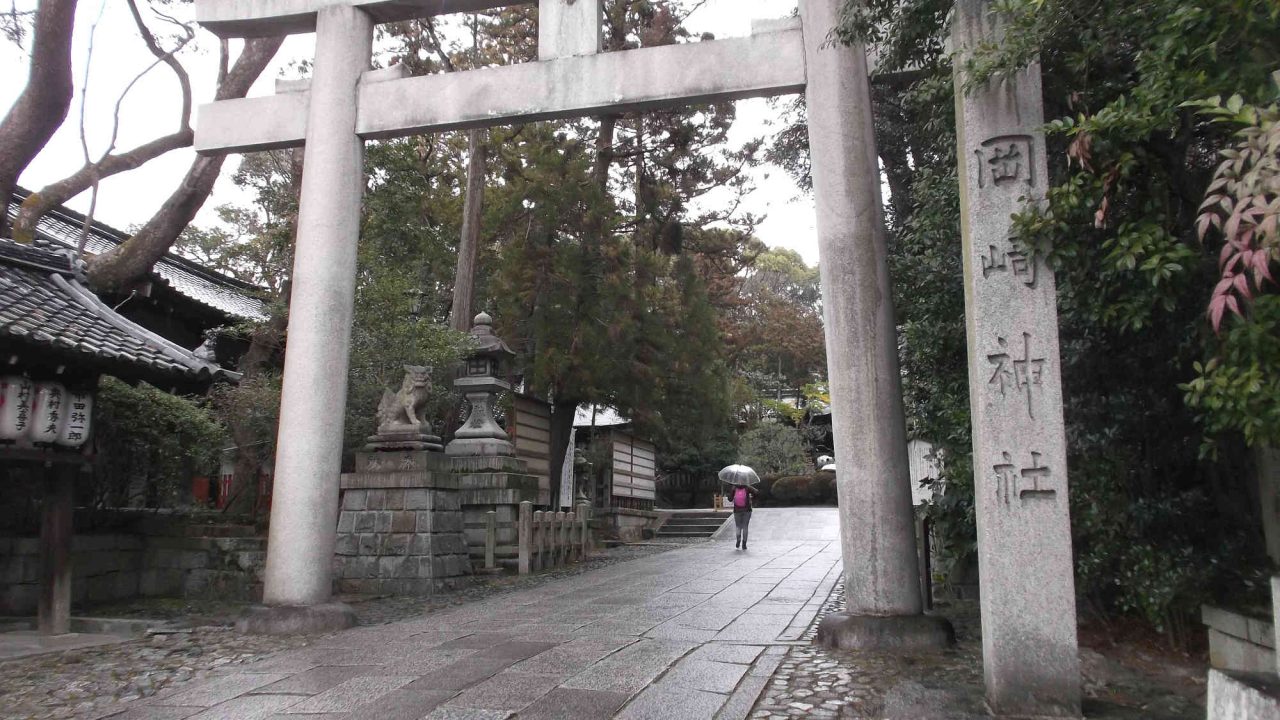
[235,5,374,634]
[801,0,953,650]
[197,0,948,644]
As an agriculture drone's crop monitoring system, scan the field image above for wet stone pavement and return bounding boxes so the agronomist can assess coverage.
[3,508,1208,720]
[0,542,694,720]
[11,508,841,720]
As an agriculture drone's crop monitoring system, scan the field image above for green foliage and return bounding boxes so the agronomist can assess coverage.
[92,376,227,509]
[728,247,827,391]
[819,0,1279,642]
[349,160,476,451]
[737,422,810,479]
[767,471,838,506]
[207,371,281,476]
[1070,461,1264,643]
[1184,296,1280,451]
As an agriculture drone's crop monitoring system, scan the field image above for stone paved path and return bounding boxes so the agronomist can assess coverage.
[90,508,841,720]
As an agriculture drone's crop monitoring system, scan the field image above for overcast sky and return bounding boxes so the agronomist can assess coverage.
[1,0,819,265]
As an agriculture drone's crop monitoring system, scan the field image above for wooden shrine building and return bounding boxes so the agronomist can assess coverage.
[0,238,238,634]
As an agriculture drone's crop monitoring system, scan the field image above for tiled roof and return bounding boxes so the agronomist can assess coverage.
[7,191,269,321]
[0,239,240,386]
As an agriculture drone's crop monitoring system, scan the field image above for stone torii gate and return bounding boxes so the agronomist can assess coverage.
[196,0,939,637]
[194,0,1078,714]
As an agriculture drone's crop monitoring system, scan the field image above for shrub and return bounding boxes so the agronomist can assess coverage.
[738,422,810,478]
[765,471,839,506]
[92,376,228,510]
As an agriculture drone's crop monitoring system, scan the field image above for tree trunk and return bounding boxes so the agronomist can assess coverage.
[0,0,78,238]
[224,146,302,518]
[594,115,617,187]
[85,36,285,292]
[13,131,195,243]
[449,129,487,331]
[13,0,196,244]
[542,113,617,507]
[547,397,578,508]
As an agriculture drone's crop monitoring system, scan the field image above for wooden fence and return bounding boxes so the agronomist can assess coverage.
[509,395,552,503]
[516,501,592,575]
[610,431,656,507]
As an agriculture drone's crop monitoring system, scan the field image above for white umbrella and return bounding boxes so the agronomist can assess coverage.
[718,464,760,487]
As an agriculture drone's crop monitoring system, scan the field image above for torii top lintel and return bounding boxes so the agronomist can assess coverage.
[197,0,534,38]
[192,0,808,154]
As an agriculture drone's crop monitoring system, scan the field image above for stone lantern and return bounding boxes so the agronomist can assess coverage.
[446,312,517,457]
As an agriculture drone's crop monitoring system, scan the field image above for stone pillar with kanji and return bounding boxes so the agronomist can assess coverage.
[953,0,1081,714]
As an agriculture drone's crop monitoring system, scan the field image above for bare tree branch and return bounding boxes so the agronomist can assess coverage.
[86,36,286,292]
[0,0,79,238]
[14,0,197,246]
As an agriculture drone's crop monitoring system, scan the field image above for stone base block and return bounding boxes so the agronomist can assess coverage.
[336,575,469,595]
[816,612,955,652]
[598,507,660,543]
[353,450,451,475]
[450,455,528,474]
[446,438,516,457]
[363,431,443,453]
[1209,669,1280,719]
[235,602,357,636]
[457,474,541,507]
[1205,605,1276,673]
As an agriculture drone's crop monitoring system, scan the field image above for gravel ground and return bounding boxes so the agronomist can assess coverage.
[0,540,699,720]
[749,582,1206,719]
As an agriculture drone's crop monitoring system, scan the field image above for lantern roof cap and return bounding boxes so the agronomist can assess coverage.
[468,311,515,358]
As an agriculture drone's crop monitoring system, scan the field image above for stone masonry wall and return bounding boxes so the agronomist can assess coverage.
[333,486,472,594]
[0,532,266,615]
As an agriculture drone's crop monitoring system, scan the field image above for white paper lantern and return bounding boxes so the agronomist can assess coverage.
[28,382,67,445]
[0,375,35,442]
[56,390,94,449]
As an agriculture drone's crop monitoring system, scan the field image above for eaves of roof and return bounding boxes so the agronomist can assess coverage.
[7,190,269,322]
[0,239,240,388]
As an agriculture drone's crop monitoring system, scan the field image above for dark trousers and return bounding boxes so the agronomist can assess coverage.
[734,510,751,546]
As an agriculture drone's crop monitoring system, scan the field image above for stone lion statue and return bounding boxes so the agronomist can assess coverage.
[375,365,433,435]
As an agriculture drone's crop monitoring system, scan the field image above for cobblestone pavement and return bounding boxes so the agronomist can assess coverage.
[0,540,704,720]
[749,582,1206,720]
[1,510,843,720]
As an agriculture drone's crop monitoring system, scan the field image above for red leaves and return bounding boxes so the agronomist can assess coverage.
[1196,114,1279,333]
[1094,164,1122,229]
[1208,292,1240,333]
[1068,131,1094,172]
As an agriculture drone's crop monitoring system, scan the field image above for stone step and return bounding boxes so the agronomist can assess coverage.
[656,513,729,538]
[660,525,721,535]
[664,518,728,527]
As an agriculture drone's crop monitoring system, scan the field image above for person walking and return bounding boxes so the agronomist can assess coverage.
[718,464,761,550]
[729,483,758,550]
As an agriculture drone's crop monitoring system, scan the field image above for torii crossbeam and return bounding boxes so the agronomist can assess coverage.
[197,0,948,649]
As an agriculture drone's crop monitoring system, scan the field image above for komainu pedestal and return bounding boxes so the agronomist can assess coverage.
[334,451,471,593]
